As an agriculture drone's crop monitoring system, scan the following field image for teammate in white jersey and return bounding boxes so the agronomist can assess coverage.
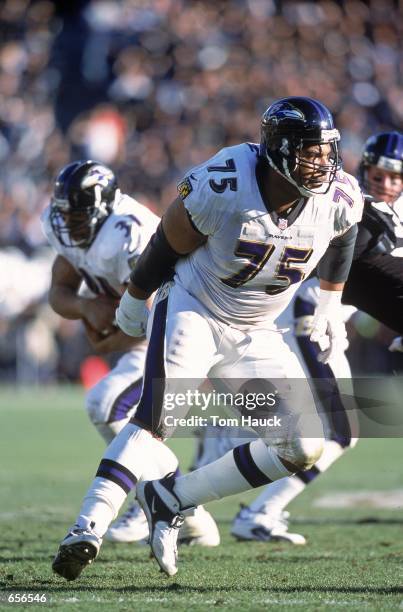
[52,96,364,579]
[42,161,159,444]
[43,160,219,549]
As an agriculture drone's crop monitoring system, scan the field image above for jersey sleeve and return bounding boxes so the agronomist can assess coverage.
[318,224,358,283]
[114,211,159,285]
[331,172,364,238]
[115,221,146,285]
[177,154,229,236]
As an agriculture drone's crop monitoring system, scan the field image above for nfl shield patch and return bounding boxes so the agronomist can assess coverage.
[278,217,288,230]
[177,177,193,200]
[128,255,138,270]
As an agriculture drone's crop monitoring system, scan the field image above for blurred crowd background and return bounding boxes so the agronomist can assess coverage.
[0,0,402,384]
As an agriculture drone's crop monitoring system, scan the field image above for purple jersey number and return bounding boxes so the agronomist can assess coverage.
[79,268,120,298]
[333,173,355,208]
[222,240,312,294]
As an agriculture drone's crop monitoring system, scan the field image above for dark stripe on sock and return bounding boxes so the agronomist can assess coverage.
[96,458,137,494]
[95,469,132,494]
[108,377,143,422]
[295,464,321,484]
[233,443,272,488]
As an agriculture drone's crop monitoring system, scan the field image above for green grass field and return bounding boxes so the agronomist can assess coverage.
[1,386,402,611]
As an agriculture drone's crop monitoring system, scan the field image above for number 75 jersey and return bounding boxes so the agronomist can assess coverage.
[175,143,364,329]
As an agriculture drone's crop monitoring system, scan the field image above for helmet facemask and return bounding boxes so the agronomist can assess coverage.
[49,161,119,249]
[265,131,340,197]
[49,191,111,248]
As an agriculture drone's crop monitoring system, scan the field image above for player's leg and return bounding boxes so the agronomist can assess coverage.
[231,293,358,543]
[136,325,324,575]
[85,348,146,444]
[84,347,156,544]
[171,331,324,510]
[52,283,219,580]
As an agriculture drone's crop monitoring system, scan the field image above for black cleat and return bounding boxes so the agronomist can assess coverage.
[52,526,101,581]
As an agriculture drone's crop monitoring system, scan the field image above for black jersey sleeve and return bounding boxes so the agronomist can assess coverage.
[318,225,358,283]
[353,204,396,259]
[342,252,403,334]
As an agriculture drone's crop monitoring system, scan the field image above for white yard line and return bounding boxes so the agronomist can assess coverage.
[314,489,403,509]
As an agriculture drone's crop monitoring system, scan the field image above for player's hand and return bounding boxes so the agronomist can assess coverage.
[310,315,348,364]
[388,336,403,353]
[80,295,120,335]
[85,326,145,353]
[310,288,348,365]
[115,290,149,337]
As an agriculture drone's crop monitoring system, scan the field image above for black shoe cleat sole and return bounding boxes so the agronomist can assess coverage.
[52,542,98,581]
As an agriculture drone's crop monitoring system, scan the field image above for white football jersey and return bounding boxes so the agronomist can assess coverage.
[41,193,159,295]
[176,143,363,328]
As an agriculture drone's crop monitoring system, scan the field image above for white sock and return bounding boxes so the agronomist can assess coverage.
[174,439,293,508]
[315,440,345,471]
[76,478,127,537]
[102,422,179,480]
[75,423,178,535]
[249,476,306,515]
[248,440,346,516]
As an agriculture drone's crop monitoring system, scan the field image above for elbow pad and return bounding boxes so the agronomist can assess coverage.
[130,223,182,294]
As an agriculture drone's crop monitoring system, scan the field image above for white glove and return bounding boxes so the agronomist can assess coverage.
[310,289,348,364]
[115,290,149,337]
[389,336,403,353]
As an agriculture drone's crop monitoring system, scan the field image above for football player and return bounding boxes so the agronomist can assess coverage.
[343,131,403,336]
[42,160,219,548]
[52,97,364,579]
[225,131,403,544]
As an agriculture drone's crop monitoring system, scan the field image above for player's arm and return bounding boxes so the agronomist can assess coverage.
[116,197,207,336]
[129,197,206,300]
[318,224,358,289]
[310,225,358,362]
[49,255,118,334]
[48,255,87,320]
[85,325,147,354]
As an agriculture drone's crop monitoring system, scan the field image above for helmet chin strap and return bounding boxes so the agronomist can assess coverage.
[280,153,333,197]
[265,150,313,198]
[281,157,314,197]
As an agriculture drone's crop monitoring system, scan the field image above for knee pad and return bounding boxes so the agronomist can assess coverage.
[86,376,140,426]
[86,380,111,425]
[273,436,324,471]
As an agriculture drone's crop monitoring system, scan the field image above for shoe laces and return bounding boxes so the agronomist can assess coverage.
[68,521,99,540]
